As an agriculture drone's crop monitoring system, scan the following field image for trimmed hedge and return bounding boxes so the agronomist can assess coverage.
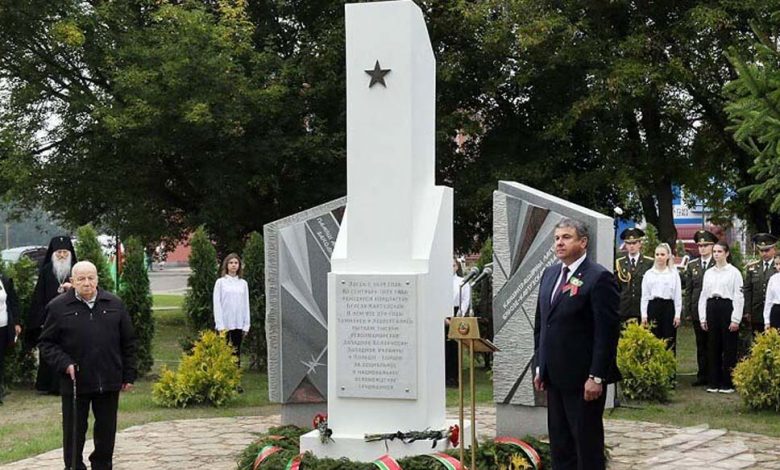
[617,321,677,402]
[733,328,780,411]
[153,330,240,407]
[236,425,551,470]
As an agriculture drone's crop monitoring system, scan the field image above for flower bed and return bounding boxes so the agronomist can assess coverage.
[236,425,551,470]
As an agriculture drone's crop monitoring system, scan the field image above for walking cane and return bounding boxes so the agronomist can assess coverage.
[71,366,78,470]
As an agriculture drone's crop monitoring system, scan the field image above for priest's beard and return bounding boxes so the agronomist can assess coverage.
[52,253,72,284]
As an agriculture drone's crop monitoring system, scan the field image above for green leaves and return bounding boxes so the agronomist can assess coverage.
[617,322,677,402]
[733,328,780,411]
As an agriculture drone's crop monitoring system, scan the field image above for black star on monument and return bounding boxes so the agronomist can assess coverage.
[365,60,391,88]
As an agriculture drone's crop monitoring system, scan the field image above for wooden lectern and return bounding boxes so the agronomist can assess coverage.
[447,316,498,469]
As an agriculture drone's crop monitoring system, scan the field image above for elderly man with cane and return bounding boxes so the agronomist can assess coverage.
[39,261,137,470]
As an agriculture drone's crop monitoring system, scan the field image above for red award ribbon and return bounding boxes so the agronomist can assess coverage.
[430,452,462,470]
[373,454,402,470]
[252,445,282,470]
[285,454,303,470]
[494,436,543,469]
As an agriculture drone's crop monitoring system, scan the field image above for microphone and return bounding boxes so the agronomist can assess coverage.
[471,266,493,287]
[460,266,480,285]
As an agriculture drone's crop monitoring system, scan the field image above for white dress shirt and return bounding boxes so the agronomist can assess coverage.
[698,263,744,325]
[0,278,7,328]
[452,275,472,315]
[640,267,682,320]
[213,275,251,332]
[550,253,587,303]
[763,272,780,325]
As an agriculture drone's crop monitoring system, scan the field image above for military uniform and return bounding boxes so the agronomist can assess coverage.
[616,254,654,322]
[615,227,653,322]
[683,229,718,386]
[743,233,779,335]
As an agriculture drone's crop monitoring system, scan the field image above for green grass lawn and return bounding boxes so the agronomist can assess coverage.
[0,295,276,465]
[608,323,780,437]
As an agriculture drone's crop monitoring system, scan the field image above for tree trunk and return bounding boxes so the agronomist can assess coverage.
[655,179,678,249]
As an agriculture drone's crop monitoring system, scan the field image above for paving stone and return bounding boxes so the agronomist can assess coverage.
[2,407,780,470]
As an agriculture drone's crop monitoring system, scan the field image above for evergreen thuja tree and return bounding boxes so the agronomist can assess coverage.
[184,226,218,335]
[119,237,154,375]
[75,224,115,292]
[1,257,38,385]
[242,231,265,369]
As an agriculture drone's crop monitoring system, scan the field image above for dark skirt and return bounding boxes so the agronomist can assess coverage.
[771,304,780,329]
[647,298,677,353]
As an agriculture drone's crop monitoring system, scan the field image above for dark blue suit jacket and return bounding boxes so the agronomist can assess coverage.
[533,256,621,390]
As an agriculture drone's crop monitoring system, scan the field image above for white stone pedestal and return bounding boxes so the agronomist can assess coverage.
[301,419,473,462]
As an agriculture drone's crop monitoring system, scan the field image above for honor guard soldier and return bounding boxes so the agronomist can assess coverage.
[615,228,654,323]
[683,229,717,386]
[744,233,778,335]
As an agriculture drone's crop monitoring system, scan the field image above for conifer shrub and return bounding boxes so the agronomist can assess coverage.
[184,226,217,335]
[152,330,240,407]
[733,328,780,411]
[1,257,37,385]
[242,231,266,369]
[75,224,115,292]
[617,322,677,402]
[119,236,154,376]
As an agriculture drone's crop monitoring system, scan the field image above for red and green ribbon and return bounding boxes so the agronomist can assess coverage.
[252,445,282,470]
[373,454,402,470]
[430,452,463,470]
[494,437,543,469]
[285,454,303,470]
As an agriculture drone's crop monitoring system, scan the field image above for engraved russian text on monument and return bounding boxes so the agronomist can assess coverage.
[336,275,417,399]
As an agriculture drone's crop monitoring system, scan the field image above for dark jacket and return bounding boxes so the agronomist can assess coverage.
[744,260,773,325]
[1,275,21,344]
[615,255,654,320]
[683,257,715,322]
[29,263,72,335]
[534,257,622,389]
[39,288,137,395]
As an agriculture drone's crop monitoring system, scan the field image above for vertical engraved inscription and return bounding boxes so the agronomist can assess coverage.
[336,274,417,399]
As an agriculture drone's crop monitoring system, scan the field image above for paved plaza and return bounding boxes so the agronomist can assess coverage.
[2,406,779,469]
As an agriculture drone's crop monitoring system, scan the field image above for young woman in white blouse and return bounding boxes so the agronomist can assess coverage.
[641,243,682,353]
[213,253,250,369]
[698,242,743,393]
[762,253,780,330]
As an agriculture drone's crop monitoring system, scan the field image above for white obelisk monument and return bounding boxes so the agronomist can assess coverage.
[299,0,458,461]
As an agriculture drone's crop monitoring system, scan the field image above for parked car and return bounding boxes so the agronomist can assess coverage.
[1,245,48,268]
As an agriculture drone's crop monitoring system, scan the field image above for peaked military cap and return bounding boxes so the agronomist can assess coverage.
[694,230,718,245]
[753,233,778,250]
[620,227,645,242]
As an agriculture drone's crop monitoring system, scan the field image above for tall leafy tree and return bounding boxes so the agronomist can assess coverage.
[0,0,346,252]
[75,224,114,293]
[119,236,154,375]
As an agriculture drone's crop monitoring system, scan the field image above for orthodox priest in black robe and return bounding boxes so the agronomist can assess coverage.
[28,236,77,394]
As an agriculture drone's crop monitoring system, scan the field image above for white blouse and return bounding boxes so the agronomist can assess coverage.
[213,275,251,332]
[698,263,744,325]
[0,278,7,328]
[640,267,682,320]
[452,275,471,316]
[763,273,780,325]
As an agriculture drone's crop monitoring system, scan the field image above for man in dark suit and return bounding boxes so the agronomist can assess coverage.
[533,218,621,470]
[682,229,717,386]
